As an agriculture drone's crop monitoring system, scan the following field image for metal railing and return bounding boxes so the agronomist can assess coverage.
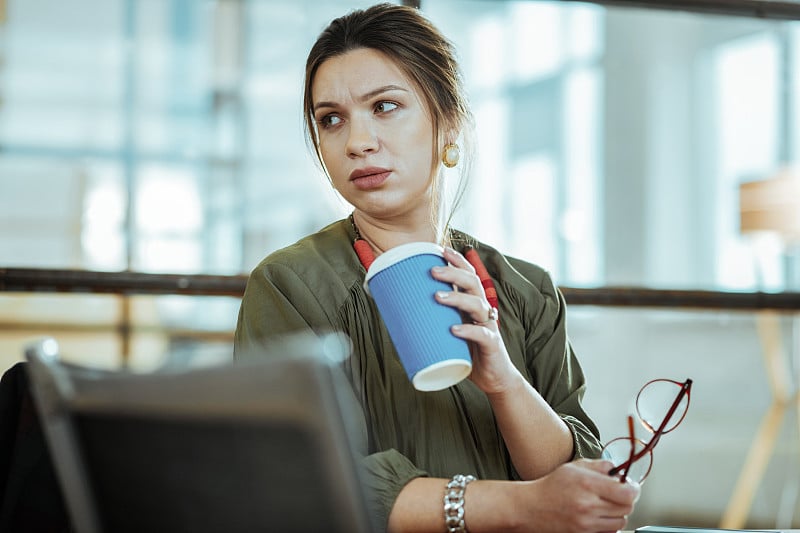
[2,267,800,310]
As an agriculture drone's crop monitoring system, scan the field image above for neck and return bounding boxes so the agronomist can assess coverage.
[350,211,444,255]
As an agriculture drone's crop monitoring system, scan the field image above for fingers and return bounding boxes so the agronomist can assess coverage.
[571,459,641,508]
[441,246,474,272]
[595,517,629,533]
[433,287,493,320]
[600,475,640,507]
[579,481,636,532]
[475,306,499,325]
[432,248,495,325]
[431,254,482,297]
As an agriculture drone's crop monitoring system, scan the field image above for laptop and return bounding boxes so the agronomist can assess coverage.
[25,333,374,533]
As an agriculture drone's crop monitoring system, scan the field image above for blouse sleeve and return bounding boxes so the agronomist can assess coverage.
[361,450,428,531]
[234,261,427,533]
[506,260,602,460]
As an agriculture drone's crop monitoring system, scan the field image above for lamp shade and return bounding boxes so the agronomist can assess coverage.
[739,167,800,243]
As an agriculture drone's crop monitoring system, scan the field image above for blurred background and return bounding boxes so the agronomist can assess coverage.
[0,0,799,529]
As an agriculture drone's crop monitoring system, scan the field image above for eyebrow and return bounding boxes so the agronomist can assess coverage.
[313,84,409,113]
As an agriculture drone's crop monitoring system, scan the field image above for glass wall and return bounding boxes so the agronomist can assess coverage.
[1,0,798,288]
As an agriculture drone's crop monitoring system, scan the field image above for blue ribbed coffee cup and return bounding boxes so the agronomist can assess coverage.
[364,242,472,391]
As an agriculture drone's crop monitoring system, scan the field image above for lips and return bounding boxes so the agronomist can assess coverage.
[349,167,391,190]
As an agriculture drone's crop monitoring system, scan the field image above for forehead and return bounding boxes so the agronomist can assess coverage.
[311,47,421,103]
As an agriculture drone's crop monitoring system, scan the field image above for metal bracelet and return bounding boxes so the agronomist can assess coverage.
[444,474,476,533]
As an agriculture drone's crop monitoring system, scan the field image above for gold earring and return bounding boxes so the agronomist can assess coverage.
[442,143,460,168]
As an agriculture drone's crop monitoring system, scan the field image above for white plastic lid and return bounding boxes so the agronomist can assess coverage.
[363,241,445,293]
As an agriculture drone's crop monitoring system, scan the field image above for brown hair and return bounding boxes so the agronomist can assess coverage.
[303,3,474,232]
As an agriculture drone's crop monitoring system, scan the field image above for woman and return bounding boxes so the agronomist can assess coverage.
[234,3,639,532]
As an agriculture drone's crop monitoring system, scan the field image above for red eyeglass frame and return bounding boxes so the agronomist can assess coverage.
[607,378,693,482]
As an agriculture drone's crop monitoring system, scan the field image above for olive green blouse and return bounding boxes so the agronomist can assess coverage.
[234,219,601,531]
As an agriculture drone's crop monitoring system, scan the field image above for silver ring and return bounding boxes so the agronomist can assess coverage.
[473,306,498,325]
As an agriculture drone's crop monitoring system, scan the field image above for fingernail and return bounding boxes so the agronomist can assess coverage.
[436,291,449,299]
[451,324,462,332]
[431,266,443,274]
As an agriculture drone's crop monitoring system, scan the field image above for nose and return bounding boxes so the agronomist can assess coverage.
[346,116,378,158]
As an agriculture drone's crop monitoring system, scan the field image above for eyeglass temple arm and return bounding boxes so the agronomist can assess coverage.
[608,379,693,478]
[651,379,692,436]
[617,415,637,482]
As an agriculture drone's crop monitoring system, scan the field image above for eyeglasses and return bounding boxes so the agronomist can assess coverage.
[601,378,692,483]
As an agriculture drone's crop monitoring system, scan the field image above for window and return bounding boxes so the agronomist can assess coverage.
[0,0,797,291]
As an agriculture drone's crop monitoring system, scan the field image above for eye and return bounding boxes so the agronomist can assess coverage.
[317,114,342,129]
[375,101,398,114]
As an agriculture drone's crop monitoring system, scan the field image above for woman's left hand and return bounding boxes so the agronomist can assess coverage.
[432,247,521,394]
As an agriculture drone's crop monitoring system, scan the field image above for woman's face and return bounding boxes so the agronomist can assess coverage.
[311,47,437,222]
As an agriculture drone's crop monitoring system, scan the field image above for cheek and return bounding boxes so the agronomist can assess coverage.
[408,138,436,175]
[319,143,344,180]
[409,124,436,167]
